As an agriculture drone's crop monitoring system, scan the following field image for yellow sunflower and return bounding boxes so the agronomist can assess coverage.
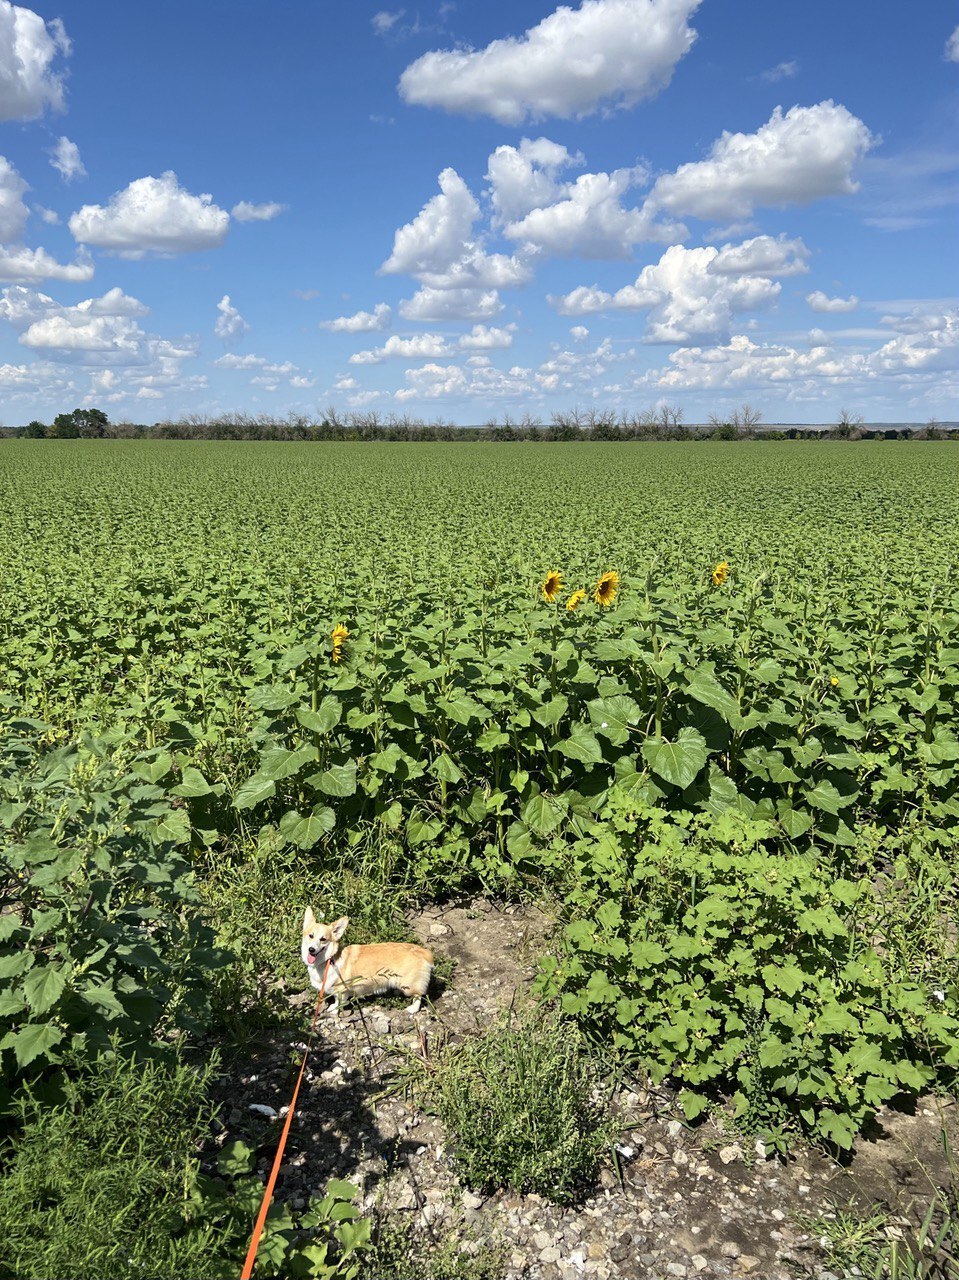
[830,675,839,687]
[541,570,563,603]
[566,588,587,612]
[331,623,349,663]
[593,570,619,608]
[712,560,730,586]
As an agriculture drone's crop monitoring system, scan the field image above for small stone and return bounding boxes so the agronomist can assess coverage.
[540,1245,561,1264]
[771,1208,785,1222]
[692,1256,708,1272]
[737,1256,761,1274]
[720,1242,741,1258]
[569,1250,586,1269]
[673,1149,689,1166]
[533,1231,554,1250]
[428,920,452,937]
[461,1190,485,1211]
[666,1265,687,1278]
[753,1139,767,1159]
[718,1144,743,1165]
[666,1120,684,1139]
[588,1243,606,1260]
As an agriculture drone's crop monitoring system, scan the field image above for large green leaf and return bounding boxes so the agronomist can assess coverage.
[641,728,708,789]
[558,723,604,765]
[521,790,567,835]
[22,964,68,1015]
[297,697,342,735]
[313,760,357,797]
[12,1021,64,1068]
[279,805,336,849]
[586,695,640,747]
[259,746,316,783]
[233,773,276,810]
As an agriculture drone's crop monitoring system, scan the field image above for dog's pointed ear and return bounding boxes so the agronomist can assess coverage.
[303,906,316,931]
[332,915,349,940]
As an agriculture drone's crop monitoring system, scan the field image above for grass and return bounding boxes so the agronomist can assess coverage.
[407,1003,616,1204]
[0,1050,246,1280]
[362,1212,506,1280]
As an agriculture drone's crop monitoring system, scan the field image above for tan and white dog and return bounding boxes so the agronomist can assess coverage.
[301,908,433,1015]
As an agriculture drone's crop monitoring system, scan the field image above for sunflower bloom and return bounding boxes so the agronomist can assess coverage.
[593,570,619,608]
[331,623,348,663]
[541,570,563,604]
[566,588,587,612]
[712,560,730,587]
[830,675,839,687]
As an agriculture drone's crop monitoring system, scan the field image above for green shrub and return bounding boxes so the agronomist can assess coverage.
[539,794,959,1152]
[419,1005,614,1203]
[0,1049,371,1280]
[0,723,227,1098]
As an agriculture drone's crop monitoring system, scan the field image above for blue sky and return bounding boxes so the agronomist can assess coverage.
[0,0,956,424]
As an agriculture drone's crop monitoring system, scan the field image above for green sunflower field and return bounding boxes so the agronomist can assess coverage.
[2,438,958,1161]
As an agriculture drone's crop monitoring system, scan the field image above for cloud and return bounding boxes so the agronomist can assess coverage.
[806,290,858,313]
[398,286,502,322]
[486,137,583,224]
[0,154,28,241]
[372,10,404,35]
[34,204,58,225]
[503,166,681,258]
[759,60,797,83]
[382,167,530,289]
[0,286,201,383]
[231,200,285,222]
[69,171,230,257]
[708,233,809,277]
[50,136,85,182]
[632,308,959,400]
[646,101,875,221]
[946,26,959,62]
[321,303,391,333]
[550,239,805,343]
[570,325,589,342]
[399,0,700,124]
[0,2,69,121]
[0,244,93,283]
[214,294,249,341]
[349,324,516,365]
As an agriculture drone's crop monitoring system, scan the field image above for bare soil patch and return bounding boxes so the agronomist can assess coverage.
[213,901,957,1279]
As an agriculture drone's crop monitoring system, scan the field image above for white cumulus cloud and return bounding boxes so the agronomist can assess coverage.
[399,0,700,124]
[946,26,959,62]
[759,60,797,83]
[69,171,230,257]
[550,240,802,343]
[0,244,93,283]
[0,2,69,122]
[214,294,249,341]
[0,154,28,241]
[321,303,392,333]
[806,290,859,313]
[231,200,285,222]
[398,286,502,322]
[647,101,875,221]
[49,136,85,182]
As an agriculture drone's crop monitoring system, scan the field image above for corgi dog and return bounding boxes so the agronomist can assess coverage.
[301,908,433,1015]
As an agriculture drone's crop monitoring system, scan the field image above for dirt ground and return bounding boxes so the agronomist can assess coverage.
[213,902,958,1279]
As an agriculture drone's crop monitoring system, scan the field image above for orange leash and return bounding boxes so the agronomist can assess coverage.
[239,959,331,1280]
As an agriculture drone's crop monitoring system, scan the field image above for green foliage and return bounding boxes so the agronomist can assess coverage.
[540,795,959,1152]
[362,1214,506,1280]
[0,1049,371,1280]
[0,1050,234,1280]
[416,1006,615,1203]
[0,721,227,1096]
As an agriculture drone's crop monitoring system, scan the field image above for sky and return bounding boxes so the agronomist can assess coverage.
[0,0,956,425]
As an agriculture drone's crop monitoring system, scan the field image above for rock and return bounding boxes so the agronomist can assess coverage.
[720,1242,742,1258]
[666,1120,684,1139]
[533,1231,554,1250]
[753,1139,767,1159]
[666,1265,688,1278]
[540,1245,561,1264]
[692,1256,709,1272]
[461,1190,485,1211]
[719,1144,743,1165]
[737,1256,761,1274]
[428,920,452,937]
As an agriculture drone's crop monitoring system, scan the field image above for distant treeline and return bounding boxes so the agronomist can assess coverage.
[3,405,956,443]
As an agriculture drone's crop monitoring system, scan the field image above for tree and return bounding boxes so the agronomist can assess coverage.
[23,420,47,438]
[49,413,80,439]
